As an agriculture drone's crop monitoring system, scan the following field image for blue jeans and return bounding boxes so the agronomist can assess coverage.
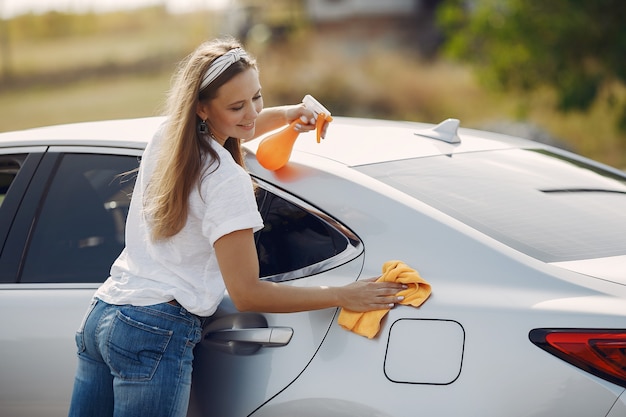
[68,298,203,417]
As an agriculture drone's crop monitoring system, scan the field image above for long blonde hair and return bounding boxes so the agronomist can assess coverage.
[146,38,257,241]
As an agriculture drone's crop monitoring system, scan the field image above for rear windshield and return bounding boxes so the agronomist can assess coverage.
[355,149,626,263]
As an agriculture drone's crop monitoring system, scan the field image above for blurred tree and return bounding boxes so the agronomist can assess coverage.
[438,0,626,130]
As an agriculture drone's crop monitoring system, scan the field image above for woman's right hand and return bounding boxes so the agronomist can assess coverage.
[337,279,406,312]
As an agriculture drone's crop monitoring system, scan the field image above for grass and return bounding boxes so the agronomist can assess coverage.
[1,8,624,169]
[8,15,212,76]
[0,72,172,128]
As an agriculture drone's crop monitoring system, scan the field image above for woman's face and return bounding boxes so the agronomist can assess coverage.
[198,67,263,144]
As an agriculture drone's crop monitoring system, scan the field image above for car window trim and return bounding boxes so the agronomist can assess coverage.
[47,145,144,156]
[0,146,48,154]
[251,176,363,282]
[0,151,59,283]
[0,150,47,263]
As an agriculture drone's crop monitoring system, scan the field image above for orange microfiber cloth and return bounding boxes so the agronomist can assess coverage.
[338,260,432,339]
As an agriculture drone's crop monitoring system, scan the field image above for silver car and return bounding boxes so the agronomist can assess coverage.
[1,116,625,417]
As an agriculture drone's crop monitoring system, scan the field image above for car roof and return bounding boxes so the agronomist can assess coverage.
[0,115,539,165]
[247,117,540,167]
[0,117,164,149]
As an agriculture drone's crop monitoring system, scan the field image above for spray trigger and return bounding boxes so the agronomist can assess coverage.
[302,94,333,143]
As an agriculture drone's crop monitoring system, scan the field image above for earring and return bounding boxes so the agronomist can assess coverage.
[198,119,208,135]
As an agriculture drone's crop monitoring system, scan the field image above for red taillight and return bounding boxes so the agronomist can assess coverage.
[529,329,626,388]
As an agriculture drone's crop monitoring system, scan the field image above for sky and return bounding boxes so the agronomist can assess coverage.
[0,0,230,17]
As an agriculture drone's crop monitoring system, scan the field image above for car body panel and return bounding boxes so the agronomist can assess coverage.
[250,280,624,417]
[189,258,363,417]
[607,390,626,417]
[553,255,626,285]
[0,285,98,417]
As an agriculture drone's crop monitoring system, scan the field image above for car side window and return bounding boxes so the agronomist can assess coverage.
[255,188,355,281]
[20,153,139,283]
[0,154,27,207]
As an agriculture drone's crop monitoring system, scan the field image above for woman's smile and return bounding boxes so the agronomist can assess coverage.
[239,121,255,130]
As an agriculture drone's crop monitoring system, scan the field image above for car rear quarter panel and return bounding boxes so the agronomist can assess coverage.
[247,154,626,417]
[607,390,626,417]
[252,282,625,417]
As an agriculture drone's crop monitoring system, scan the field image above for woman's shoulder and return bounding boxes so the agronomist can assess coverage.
[204,141,248,180]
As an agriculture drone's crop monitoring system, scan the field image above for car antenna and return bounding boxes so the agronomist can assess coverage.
[414,118,461,144]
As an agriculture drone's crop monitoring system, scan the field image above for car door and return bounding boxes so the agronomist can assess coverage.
[0,147,141,417]
[188,182,364,417]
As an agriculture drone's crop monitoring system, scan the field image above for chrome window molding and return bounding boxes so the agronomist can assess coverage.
[252,177,363,282]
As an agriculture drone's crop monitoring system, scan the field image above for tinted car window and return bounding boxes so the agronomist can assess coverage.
[356,148,626,263]
[20,153,139,283]
[255,188,353,281]
[17,153,357,284]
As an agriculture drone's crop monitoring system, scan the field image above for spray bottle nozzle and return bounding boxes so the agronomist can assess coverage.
[302,94,333,143]
[302,94,332,119]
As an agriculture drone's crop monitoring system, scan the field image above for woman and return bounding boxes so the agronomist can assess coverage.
[68,37,405,417]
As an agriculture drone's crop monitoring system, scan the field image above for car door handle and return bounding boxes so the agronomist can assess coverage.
[206,327,293,346]
[201,312,293,355]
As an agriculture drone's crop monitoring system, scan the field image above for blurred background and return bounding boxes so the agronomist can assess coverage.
[0,0,624,168]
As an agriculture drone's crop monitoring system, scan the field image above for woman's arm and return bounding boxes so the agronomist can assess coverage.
[251,104,329,141]
[253,105,292,137]
[215,229,405,313]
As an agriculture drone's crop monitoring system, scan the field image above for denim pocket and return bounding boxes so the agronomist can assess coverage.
[107,310,173,381]
[75,298,98,354]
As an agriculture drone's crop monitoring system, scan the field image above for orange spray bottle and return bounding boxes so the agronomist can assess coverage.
[256,95,333,171]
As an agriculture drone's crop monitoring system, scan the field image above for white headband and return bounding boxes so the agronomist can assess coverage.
[199,48,248,91]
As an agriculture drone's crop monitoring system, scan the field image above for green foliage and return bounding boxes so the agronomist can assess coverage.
[438,0,626,128]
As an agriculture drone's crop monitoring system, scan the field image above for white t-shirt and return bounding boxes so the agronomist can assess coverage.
[95,125,264,317]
